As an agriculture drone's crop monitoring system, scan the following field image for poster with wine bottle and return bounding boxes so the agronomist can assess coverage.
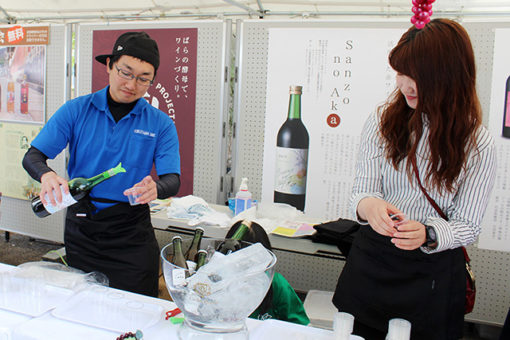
[92,28,197,197]
[479,28,510,252]
[261,27,406,219]
[0,25,48,123]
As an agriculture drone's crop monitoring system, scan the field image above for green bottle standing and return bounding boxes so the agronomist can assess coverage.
[217,220,251,255]
[171,236,189,269]
[31,162,126,218]
[195,250,208,271]
[185,227,205,262]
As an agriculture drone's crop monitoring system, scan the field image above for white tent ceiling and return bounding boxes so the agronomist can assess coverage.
[1,0,510,23]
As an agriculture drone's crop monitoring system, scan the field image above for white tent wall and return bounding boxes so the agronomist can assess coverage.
[1,1,510,23]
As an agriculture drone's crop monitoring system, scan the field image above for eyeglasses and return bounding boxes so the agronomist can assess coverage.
[114,65,153,87]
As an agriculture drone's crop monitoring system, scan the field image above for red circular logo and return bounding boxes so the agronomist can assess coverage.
[327,114,341,127]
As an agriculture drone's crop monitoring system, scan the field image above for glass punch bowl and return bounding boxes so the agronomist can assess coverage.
[161,237,277,339]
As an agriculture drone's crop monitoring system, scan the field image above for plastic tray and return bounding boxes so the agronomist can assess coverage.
[0,278,74,317]
[51,286,164,332]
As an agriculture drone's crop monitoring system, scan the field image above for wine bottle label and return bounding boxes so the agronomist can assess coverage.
[43,186,78,214]
[275,147,308,194]
[172,268,187,286]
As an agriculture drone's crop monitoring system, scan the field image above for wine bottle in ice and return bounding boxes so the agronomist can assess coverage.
[171,236,189,269]
[31,162,126,218]
[185,227,205,262]
[274,85,309,211]
[216,220,251,255]
[195,250,208,271]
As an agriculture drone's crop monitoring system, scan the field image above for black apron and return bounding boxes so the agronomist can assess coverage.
[64,197,160,297]
[333,225,465,340]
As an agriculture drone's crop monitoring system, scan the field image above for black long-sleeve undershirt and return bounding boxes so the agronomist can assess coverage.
[22,146,180,199]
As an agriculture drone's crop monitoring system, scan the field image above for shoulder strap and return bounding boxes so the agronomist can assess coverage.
[410,156,470,261]
[410,155,447,220]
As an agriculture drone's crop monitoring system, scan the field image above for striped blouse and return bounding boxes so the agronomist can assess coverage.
[350,112,497,253]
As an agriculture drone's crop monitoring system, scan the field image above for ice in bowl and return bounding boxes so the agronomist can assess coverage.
[161,237,276,337]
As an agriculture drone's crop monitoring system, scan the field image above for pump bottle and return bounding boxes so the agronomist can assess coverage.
[234,177,252,215]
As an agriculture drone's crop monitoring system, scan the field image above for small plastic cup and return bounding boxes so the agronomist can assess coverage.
[387,318,411,340]
[126,188,142,206]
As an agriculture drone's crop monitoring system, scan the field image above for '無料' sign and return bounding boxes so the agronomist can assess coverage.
[0,25,49,45]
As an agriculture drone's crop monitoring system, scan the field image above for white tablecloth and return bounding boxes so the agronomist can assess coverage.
[0,262,335,340]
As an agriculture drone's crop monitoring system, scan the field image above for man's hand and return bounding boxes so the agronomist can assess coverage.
[124,175,157,205]
[39,171,69,206]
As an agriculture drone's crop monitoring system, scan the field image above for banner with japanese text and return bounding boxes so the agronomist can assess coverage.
[480,28,510,252]
[92,28,197,197]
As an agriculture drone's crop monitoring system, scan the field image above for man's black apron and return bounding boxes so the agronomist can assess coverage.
[333,225,465,340]
[64,197,159,297]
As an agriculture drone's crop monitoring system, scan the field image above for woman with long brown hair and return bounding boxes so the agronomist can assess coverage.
[333,18,496,340]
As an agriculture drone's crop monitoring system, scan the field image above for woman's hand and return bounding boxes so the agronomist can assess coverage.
[357,197,402,237]
[391,220,427,250]
[39,171,69,206]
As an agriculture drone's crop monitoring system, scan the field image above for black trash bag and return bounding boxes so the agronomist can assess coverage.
[311,218,361,257]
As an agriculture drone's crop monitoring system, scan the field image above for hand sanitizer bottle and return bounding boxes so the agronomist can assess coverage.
[234,177,252,215]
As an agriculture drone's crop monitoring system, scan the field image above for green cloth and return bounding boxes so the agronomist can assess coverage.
[250,272,310,325]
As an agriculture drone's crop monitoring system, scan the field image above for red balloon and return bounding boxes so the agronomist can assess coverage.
[412,6,421,14]
[415,21,425,29]
[424,16,431,24]
[411,15,418,24]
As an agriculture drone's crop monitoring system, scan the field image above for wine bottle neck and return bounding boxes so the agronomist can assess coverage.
[231,222,250,240]
[287,93,301,120]
[173,239,184,254]
[79,163,126,190]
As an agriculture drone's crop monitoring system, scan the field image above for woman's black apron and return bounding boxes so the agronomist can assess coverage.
[64,197,159,297]
[333,225,465,340]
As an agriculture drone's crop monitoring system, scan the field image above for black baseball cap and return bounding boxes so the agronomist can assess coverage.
[95,31,160,72]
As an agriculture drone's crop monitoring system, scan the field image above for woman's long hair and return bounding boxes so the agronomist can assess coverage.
[380,18,481,192]
[225,220,274,315]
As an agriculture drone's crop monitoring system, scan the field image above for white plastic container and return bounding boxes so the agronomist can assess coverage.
[234,177,252,215]
[386,318,411,340]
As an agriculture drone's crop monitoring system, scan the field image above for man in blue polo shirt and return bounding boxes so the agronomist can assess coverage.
[22,32,180,297]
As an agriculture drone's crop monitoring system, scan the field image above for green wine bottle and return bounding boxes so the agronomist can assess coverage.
[195,250,208,271]
[31,162,126,218]
[171,236,189,269]
[185,227,205,262]
[217,220,251,255]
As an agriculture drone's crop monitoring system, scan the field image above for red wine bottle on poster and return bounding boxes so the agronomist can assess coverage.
[274,85,309,211]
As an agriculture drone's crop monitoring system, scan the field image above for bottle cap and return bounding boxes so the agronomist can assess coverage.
[172,235,183,241]
[289,85,302,94]
[239,177,249,191]
[195,226,205,232]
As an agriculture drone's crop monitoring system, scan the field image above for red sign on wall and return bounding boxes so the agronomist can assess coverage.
[92,28,198,197]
